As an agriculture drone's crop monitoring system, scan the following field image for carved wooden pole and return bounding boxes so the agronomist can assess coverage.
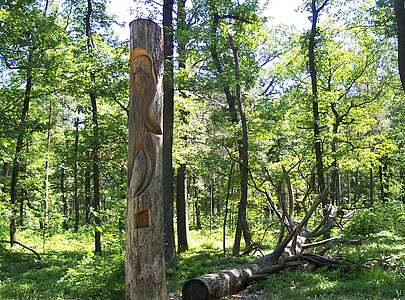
[126,19,166,300]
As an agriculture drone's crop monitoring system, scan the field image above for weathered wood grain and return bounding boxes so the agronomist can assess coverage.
[125,19,166,300]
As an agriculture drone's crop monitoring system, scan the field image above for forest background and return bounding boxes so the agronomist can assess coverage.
[0,0,404,299]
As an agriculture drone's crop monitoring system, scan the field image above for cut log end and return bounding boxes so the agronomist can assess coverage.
[182,279,209,300]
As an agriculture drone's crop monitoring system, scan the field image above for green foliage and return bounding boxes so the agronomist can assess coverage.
[0,231,124,299]
[346,208,386,237]
[346,202,405,237]
[60,252,124,299]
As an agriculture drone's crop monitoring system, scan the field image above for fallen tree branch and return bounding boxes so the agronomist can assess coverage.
[0,240,41,260]
[302,237,361,249]
[300,253,337,267]
[182,189,332,300]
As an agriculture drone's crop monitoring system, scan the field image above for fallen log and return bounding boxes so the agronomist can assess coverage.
[182,225,309,300]
[182,189,358,300]
[182,259,300,300]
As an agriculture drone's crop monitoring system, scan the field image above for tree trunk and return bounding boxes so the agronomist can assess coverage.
[18,163,27,227]
[242,220,253,247]
[195,201,201,230]
[346,171,350,206]
[73,117,79,232]
[207,9,253,255]
[228,35,249,257]
[163,0,177,267]
[223,162,234,254]
[331,136,338,205]
[126,19,166,300]
[176,0,189,254]
[85,163,91,224]
[210,179,214,230]
[19,188,24,227]
[177,0,187,71]
[369,166,374,207]
[379,164,385,202]
[86,0,101,254]
[10,56,32,245]
[43,100,52,228]
[61,166,68,230]
[394,0,405,91]
[308,0,328,206]
[176,164,188,253]
[193,175,201,229]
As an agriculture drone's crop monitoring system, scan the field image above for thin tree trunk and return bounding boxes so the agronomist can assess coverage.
[208,9,252,255]
[177,0,187,72]
[10,55,32,245]
[43,100,52,228]
[176,0,189,254]
[91,96,101,254]
[223,162,234,255]
[336,169,340,205]
[379,164,385,202]
[369,166,374,207]
[61,166,68,230]
[73,117,79,231]
[85,163,91,224]
[193,175,201,229]
[176,164,188,253]
[86,0,101,254]
[228,35,249,256]
[346,171,350,206]
[19,180,24,227]
[195,201,201,230]
[308,0,328,206]
[18,163,27,227]
[331,137,338,205]
[126,19,166,300]
[163,0,176,267]
[210,179,214,230]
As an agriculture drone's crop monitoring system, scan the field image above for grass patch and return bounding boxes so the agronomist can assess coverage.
[259,231,405,300]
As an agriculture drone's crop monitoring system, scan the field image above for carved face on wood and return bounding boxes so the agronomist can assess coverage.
[128,48,162,198]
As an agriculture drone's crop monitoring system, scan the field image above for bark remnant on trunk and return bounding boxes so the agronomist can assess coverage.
[394,0,405,91]
[163,0,177,267]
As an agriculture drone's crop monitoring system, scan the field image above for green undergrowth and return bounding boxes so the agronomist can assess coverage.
[0,230,124,300]
[0,228,404,299]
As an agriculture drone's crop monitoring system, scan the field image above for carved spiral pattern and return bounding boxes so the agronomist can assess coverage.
[128,48,162,197]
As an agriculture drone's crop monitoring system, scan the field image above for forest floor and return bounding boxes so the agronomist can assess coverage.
[0,229,404,299]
